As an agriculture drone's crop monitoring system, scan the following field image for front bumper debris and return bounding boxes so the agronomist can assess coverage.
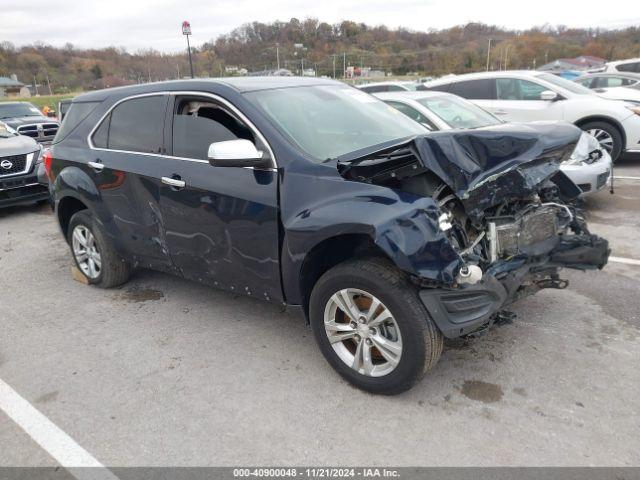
[419,233,609,338]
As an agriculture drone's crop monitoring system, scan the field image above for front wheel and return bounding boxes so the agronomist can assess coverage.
[580,121,623,162]
[309,258,443,395]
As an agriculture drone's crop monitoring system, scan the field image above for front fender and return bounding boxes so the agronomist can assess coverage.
[280,172,462,305]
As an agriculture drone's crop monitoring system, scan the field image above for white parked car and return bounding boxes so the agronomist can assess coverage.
[421,70,640,161]
[357,81,420,93]
[375,91,612,194]
[591,58,640,74]
[574,73,640,103]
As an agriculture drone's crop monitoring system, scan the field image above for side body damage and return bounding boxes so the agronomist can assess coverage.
[331,123,609,337]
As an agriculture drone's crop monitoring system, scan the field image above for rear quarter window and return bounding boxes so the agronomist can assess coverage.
[53,101,100,143]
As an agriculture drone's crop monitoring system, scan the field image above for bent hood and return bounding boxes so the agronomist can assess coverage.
[337,122,582,219]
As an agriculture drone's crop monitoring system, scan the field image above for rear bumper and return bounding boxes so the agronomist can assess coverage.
[419,234,610,338]
[0,165,49,208]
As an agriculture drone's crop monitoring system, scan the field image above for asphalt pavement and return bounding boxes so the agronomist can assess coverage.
[0,161,639,468]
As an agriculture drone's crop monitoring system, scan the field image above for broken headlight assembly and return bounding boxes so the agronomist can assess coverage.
[564,131,602,165]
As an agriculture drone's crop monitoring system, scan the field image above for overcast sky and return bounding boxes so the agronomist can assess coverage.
[2,0,639,52]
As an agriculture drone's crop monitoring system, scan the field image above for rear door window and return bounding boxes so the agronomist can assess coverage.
[447,79,495,100]
[97,95,168,153]
[616,62,640,73]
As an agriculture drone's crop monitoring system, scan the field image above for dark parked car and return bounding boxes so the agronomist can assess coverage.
[47,78,609,394]
[0,121,48,208]
[0,101,60,144]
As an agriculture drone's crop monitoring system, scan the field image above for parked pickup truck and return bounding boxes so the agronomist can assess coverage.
[0,101,60,144]
[47,78,609,394]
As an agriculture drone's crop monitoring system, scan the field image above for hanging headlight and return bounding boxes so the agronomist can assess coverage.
[565,132,601,165]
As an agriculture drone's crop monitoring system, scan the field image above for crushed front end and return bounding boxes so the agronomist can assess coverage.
[337,123,610,338]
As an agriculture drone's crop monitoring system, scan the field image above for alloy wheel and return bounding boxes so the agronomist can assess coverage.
[587,128,614,153]
[72,225,102,279]
[323,288,402,377]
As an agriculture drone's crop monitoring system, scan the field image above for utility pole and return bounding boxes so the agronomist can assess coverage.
[505,45,510,70]
[182,21,194,78]
[332,54,337,79]
[276,43,280,69]
[44,70,52,95]
[486,38,492,71]
[343,52,347,78]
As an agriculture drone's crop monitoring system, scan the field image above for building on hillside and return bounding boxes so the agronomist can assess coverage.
[248,68,293,77]
[0,75,30,97]
[538,55,606,73]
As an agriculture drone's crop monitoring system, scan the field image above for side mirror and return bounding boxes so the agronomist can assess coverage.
[208,139,269,168]
[540,90,559,101]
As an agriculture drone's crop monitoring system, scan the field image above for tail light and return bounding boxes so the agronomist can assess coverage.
[43,149,53,180]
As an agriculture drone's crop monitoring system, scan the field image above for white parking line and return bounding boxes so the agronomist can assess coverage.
[609,256,640,266]
[0,377,118,480]
[613,176,640,181]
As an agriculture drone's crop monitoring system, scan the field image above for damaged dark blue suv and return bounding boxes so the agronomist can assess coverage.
[48,77,609,394]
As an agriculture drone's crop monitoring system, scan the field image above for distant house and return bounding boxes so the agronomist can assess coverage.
[538,55,606,73]
[0,75,29,97]
[248,68,293,77]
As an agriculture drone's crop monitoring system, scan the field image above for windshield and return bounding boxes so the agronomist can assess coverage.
[416,95,501,129]
[0,102,43,119]
[245,85,425,161]
[0,122,17,138]
[537,74,594,95]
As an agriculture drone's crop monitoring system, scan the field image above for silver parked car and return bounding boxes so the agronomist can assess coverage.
[376,91,612,194]
[0,121,49,208]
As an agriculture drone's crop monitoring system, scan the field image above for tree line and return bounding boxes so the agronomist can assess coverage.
[1,19,640,93]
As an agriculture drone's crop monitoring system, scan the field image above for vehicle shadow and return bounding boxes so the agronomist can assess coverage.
[0,201,51,219]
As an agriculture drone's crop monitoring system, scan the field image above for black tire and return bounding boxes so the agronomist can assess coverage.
[67,210,131,288]
[579,121,623,162]
[309,258,443,395]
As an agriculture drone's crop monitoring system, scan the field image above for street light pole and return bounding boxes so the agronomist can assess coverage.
[182,21,194,78]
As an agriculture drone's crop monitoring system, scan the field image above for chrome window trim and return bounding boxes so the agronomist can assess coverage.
[86,91,277,171]
[0,152,36,179]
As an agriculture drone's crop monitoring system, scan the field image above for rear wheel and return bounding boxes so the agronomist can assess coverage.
[309,258,443,395]
[67,210,131,288]
[580,121,623,162]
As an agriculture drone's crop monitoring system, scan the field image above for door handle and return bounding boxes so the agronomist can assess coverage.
[88,160,104,172]
[161,176,186,189]
[493,110,508,115]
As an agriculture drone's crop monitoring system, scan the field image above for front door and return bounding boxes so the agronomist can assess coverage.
[158,94,282,302]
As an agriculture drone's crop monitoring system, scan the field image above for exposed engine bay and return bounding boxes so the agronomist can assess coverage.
[336,123,610,337]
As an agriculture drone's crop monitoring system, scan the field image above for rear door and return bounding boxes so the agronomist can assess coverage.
[158,93,282,301]
[88,94,174,270]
